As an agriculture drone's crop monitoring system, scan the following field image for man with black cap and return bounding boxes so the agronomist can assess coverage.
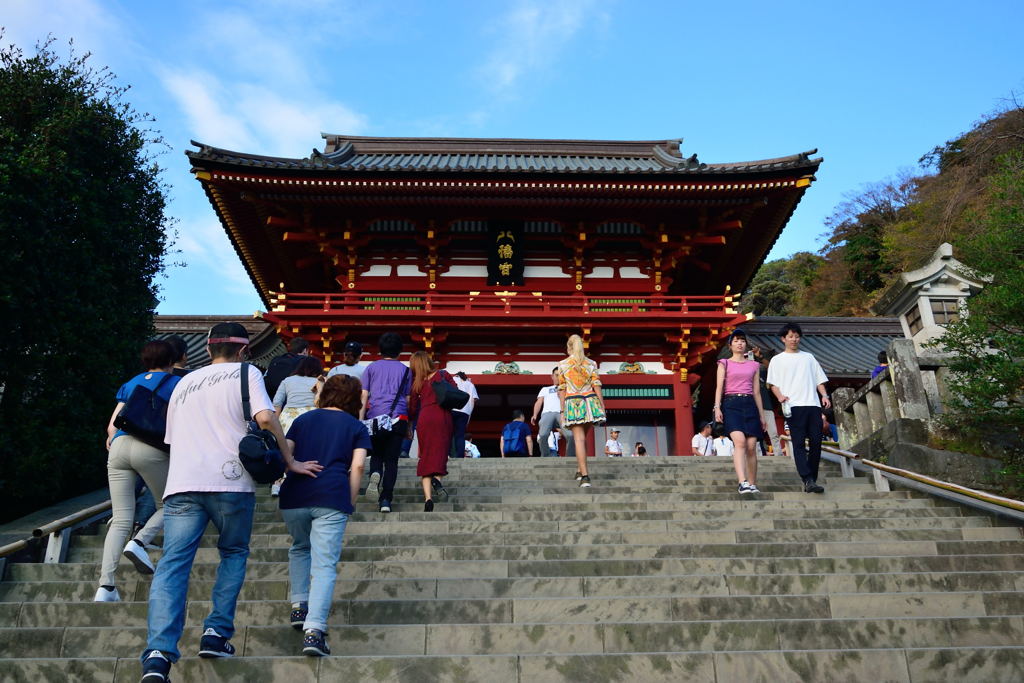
[139,322,322,682]
[327,340,364,381]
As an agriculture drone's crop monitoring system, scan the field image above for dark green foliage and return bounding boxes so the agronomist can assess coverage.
[739,253,823,316]
[930,150,1024,494]
[0,39,170,522]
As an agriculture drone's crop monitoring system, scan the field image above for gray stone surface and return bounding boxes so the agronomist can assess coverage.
[0,456,1021,681]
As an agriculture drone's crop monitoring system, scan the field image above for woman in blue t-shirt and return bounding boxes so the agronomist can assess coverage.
[279,374,371,657]
[96,340,181,603]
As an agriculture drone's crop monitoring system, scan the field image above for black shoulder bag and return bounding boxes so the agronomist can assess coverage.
[114,373,174,452]
[238,362,286,484]
[432,370,470,410]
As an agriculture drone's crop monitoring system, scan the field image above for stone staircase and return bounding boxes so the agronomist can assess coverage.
[1,457,1023,682]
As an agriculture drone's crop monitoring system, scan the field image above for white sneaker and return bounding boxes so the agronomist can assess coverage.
[123,538,155,575]
[94,586,121,602]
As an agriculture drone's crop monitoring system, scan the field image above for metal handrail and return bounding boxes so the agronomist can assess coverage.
[0,538,29,559]
[0,499,112,565]
[781,435,1024,522]
[33,500,112,538]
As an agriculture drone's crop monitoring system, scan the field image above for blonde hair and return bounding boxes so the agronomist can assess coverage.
[410,350,436,394]
[566,334,586,363]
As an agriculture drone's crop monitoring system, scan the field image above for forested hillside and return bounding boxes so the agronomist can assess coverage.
[742,104,1024,316]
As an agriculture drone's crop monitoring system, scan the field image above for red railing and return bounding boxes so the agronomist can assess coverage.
[265,292,739,322]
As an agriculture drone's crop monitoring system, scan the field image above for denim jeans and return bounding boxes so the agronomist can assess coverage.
[142,491,255,662]
[537,412,573,457]
[450,411,470,457]
[281,506,349,632]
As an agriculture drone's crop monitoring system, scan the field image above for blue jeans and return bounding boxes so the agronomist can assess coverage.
[142,491,255,662]
[281,506,349,632]
[450,411,470,457]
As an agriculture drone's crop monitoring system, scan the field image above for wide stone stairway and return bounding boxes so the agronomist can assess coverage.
[2,457,1023,682]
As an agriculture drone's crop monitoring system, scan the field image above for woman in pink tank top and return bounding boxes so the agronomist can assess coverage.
[713,330,766,494]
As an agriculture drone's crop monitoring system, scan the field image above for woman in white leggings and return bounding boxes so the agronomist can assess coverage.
[95,340,181,602]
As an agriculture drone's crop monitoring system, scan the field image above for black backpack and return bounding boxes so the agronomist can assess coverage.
[263,353,300,397]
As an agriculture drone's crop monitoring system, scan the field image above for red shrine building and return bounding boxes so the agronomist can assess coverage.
[187,135,821,456]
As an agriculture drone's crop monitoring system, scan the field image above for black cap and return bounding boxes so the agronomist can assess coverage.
[344,340,363,354]
[207,321,249,344]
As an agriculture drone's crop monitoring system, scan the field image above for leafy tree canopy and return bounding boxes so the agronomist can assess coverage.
[0,38,171,521]
[929,149,1024,492]
[742,103,1024,317]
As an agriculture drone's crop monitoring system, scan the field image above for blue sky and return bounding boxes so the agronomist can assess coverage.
[7,0,1024,314]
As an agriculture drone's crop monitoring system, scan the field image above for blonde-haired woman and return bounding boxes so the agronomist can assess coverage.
[408,350,457,511]
[557,334,606,488]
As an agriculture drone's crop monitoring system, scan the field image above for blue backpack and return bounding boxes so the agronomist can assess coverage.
[502,422,524,453]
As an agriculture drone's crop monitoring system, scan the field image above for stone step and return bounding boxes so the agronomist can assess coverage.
[12,552,1024,584]
[2,454,1020,681]
[64,537,1024,566]
[2,647,1023,683]
[5,570,1024,604]
[67,514,997,551]
[4,615,1024,660]
[73,526,1022,556]
[10,590,1024,630]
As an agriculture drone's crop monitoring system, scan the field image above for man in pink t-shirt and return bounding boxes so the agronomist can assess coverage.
[140,323,320,682]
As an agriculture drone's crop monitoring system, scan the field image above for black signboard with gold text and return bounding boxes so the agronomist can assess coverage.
[487,219,525,286]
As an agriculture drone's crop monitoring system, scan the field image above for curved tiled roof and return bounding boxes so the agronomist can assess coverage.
[738,317,905,378]
[187,135,821,176]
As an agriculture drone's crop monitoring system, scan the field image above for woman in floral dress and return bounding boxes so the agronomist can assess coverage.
[557,334,606,488]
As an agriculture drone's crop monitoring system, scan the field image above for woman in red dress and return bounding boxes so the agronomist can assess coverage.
[408,351,456,512]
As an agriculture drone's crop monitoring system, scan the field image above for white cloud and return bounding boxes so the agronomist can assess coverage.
[478,0,606,97]
[3,0,122,59]
[159,67,367,156]
[173,216,255,297]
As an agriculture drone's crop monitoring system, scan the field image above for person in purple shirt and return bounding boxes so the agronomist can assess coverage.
[871,350,889,379]
[359,332,411,513]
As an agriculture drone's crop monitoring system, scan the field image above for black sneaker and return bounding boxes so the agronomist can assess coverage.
[290,602,308,630]
[579,475,592,488]
[197,628,235,658]
[803,479,825,494]
[302,628,330,657]
[379,499,392,513]
[141,650,172,682]
[431,477,449,501]
[424,499,434,512]
[575,471,583,481]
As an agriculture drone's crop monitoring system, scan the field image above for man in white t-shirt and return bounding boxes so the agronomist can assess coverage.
[140,323,320,681]
[449,371,479,457]
[531,369,574,457]
[326,340,365,381]
[604,429,624,456]
[691,422,713,456]
[766,322,831,494]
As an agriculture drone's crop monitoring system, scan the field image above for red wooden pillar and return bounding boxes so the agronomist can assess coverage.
[673,381,694,456]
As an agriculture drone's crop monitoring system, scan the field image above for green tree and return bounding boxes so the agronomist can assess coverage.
[0,39,171,521]
[931,149,1024,494]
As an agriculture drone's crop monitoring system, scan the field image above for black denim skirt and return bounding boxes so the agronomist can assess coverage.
[722,395,762,437]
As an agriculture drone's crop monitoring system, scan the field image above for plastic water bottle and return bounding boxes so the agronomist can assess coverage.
[782,400,792,418]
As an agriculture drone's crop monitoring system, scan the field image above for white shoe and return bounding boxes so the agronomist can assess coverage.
[123,539,155,575]
[94,586,121,602]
